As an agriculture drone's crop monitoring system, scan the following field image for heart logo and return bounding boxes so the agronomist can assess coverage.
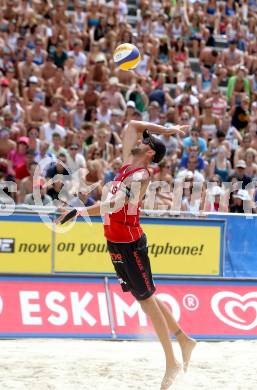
[211,291,257,330]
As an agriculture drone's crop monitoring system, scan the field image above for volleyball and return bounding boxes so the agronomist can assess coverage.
[113,43,141,71]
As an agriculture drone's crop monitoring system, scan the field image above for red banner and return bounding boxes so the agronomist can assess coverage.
[109,280,257,338]
[0,277,256,339]
[0,278,111,336]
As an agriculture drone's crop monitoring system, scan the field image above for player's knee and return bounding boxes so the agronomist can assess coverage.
[139,296,155,314]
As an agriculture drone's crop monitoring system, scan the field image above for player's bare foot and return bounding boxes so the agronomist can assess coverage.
[160,362,181,390]
[180,337,197,372]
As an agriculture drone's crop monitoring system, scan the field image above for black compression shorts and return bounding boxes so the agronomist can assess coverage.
[107,234,156,301]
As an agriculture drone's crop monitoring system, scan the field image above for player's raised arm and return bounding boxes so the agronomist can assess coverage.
[122,120,188,163]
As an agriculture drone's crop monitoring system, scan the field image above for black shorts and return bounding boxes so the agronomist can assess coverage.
[107,234,156,301]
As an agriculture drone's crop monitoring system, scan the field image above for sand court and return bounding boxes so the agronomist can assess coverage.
[0,339,256,390]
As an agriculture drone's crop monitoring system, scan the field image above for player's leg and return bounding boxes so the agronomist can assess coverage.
[139,296,181,389]
[156,297,197,372]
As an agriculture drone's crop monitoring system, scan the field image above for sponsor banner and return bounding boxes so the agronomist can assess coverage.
[54,221,114,273]
[0,277,256,339]
[108,279,257,339]
[144,219,224,276]
[0,277,111,337]
[55,218,224,276]
[1,213,257,278]
[0,218,52,273]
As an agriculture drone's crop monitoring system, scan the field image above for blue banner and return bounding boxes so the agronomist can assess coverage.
[218,214,257,277]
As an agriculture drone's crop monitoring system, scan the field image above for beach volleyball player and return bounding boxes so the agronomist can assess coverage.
[57,120,196,389]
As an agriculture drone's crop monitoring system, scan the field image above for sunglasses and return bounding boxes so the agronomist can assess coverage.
[70,147,78,150]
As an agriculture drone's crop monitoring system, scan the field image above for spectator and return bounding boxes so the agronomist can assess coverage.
[170,37,189,73]
[180,172,202,212]
[0,158,15,205]
[230,189,256,213]
[196,66,217,99]
[68,100,87,132]
[158,130,181,159]
[47,180,67,205]
[87,127,114,163]
[0,0,256,215]
[222,39,244,75]
[206,89,227,119]
[199,47,219,72]
[234,133,252,165]
[82,82,99,108]
[24,178,53,206]
[3,94,25,124]
[40,112,66,143]
[18,50,39,87]
[45,153,70,179]
[87,53,109,89]
[244,148,257,178]
[27,126,40,153]
[231,95,250,132]
[40,55,57,83]
[180,146,205,173]
[124,100,136,123]
[208,146,232,182]
[66,143,86,173]
[197,100,220,141]
[57,79,78,111]
[96,95,112,123]
[0,78,11,110]
[207,131,231,161]
[204,186,228,212]
[8,136,29,171]
[227,66,251,106]
[177,159,205,183]
[221,113,242,155]
[0,127,16,158]
[25,92,48,128]
[69,190,96,208]
[18,161,38,204]
[22,75,41,106]
[174,83,199,118]
[230,160,252,189]
[144,101,161,124]
[104,158,123,184]
[15,149,35,181]
[1,111,21,139]
[47,131,66,156]
[153,158,173,186]
[52,42,68,68]
[182,128,207,157]
[68,39,87,70]
[101,77,126,111]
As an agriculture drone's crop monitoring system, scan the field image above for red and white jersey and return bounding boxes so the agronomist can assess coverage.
[104,164,149,243]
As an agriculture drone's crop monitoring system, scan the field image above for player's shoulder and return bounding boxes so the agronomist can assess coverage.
[125,167,150,183]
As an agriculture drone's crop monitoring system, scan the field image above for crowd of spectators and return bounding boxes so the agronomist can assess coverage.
[0,0,257,214]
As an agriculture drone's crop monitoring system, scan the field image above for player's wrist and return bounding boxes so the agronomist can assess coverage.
[75,207,84,217]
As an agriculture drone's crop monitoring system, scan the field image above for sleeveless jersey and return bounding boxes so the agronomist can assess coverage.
[104,164,149,243]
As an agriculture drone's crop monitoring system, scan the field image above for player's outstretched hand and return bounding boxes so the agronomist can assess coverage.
[167,125,189,137]
[54,209,78,224]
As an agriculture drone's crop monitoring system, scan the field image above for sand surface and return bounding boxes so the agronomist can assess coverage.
[0,339,256,390]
